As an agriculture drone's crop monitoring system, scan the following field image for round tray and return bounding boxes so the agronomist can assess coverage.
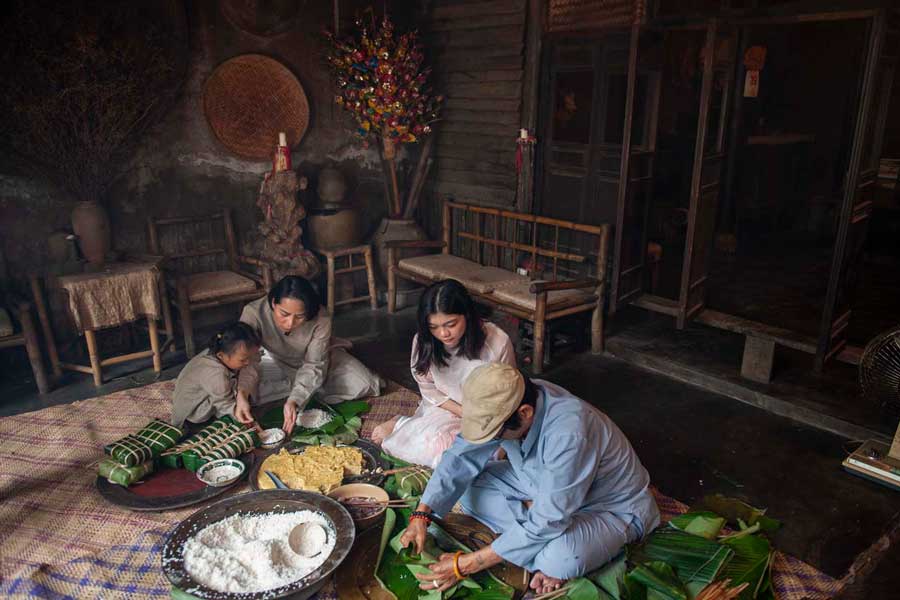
[203,54,309,160]
[162,490,355,600]
[249,439,389,492]
[95,453,254,512]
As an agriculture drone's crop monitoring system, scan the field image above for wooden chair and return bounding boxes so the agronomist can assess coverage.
[147,209,272,357]
[0,300,51,393]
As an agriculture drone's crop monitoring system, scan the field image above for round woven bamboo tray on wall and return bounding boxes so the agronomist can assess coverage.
[203,54,309,160]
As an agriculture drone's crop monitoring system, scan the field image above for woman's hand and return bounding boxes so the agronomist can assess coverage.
[234,390,254,425]
[415,553,461,592]
[399,518,429,555]
[282,401,297,435]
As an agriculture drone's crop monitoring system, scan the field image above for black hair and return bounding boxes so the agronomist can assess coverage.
[267,275,321,321]
[500,373,538,432]
[413,279,487,375]
[208,322,260,357]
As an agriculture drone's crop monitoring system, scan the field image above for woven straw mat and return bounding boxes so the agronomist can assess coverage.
[0,378,841,599]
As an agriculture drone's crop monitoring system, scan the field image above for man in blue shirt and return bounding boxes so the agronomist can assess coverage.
[400,363,660,595]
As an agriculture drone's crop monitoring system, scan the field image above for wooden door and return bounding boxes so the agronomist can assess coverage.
[610,27,662,313]
[816,10,898,370]
[676,20,736,328]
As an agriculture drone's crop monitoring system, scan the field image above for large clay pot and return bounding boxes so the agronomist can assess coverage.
[316,167,349,208]
[306,208,362,250]
[372,217,428,309]
[71,201,111,266]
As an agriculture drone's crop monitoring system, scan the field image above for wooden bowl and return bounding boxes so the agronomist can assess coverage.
[328,483,389,531]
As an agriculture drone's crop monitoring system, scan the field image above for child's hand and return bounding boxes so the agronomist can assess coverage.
[234,390,254,425]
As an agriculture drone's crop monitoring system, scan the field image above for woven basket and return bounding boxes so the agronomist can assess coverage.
[203,54,309,160]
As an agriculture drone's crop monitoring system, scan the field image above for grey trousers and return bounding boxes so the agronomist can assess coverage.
[256,348,381,408]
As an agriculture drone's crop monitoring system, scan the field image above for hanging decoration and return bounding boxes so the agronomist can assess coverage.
[325,13,443,217]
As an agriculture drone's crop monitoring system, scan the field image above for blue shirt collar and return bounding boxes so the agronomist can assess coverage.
[520,387,546,457]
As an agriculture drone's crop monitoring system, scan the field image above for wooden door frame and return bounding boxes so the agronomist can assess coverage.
[815,8,896,370]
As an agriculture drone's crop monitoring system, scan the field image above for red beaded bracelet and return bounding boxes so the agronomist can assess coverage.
[410,511,432,524]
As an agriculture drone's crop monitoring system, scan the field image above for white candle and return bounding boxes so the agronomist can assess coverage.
[519,128,528,140]
[279,132,287,147]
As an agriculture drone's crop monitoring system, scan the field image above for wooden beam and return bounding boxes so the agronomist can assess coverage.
[432,0,526,20]
[429,13,525,32]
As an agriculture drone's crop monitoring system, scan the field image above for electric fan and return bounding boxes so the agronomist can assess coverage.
[842,326,900,491]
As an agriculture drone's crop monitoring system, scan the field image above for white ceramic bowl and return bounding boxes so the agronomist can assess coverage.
[196,458,245,487]
[260,428,287,449]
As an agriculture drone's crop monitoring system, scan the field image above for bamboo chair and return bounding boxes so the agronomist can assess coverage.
[147,209,272,357]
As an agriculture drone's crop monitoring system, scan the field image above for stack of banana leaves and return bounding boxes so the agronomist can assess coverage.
[376,493,780,600]
[375,507,516,600]
[259,399,369,445]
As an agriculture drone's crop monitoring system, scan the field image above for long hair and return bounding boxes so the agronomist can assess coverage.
[413,279,487,375]
[267,275,321,321]
[208,322,260,357]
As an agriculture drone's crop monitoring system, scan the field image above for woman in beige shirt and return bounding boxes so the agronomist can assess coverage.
[373,279,516,467]
[171,322,260,428]
[238,276,382,433]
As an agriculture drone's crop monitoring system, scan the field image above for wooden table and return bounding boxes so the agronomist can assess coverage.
[31,261,175,386]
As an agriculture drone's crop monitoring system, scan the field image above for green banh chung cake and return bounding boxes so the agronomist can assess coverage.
[161,415,260,472]
[103,419,182,467]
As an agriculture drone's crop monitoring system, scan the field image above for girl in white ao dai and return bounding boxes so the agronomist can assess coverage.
[375,279,516,467]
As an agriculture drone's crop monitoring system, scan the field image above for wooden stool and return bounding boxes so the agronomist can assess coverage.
[316,244,378,314]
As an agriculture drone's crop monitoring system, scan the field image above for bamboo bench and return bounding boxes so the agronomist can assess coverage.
[386,199,610,374]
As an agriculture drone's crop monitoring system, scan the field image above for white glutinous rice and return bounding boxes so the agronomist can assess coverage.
[297,408,332,429]
[182,510,335,593]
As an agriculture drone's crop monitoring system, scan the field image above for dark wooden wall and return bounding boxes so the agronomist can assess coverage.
[420,0,527,234]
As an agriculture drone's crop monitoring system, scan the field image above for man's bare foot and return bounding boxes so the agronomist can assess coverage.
[370,417,399,445]
[530,571,564,595]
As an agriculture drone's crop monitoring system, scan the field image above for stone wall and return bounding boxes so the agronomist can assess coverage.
[0,0,405,295]
[0,1,428,358]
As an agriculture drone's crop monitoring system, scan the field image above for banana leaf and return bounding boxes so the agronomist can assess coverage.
[690,495,780,534]
[333,399,371,419]
[376,509,513,600]
[626,562,687,600]
[668,512,725,540]
[588,553,626,599]
[564,577,611,600]
[629,528,732,585]
[720,535,774,600]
